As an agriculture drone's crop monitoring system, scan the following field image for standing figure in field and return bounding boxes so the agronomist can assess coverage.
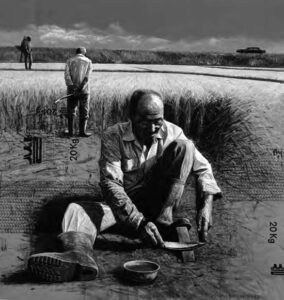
[21,36,32,70]
[27,89,222,282]
[19,36,27,63]
[64,47,93,137]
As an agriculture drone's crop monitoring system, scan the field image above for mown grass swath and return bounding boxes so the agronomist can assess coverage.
[163,93,269,181]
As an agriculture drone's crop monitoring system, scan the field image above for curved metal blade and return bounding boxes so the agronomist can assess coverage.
[54,93,74,103]
[163,241,205,251]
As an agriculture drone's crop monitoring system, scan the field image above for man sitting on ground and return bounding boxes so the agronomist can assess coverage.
[28,89,222,282]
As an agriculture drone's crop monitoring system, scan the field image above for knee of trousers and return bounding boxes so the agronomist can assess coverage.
[168,139,194,156]
[64,203,84,218]
[79,106,89,120]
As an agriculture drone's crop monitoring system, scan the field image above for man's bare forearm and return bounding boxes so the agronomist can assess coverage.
[204,194,213,208]
[197,193,214,242]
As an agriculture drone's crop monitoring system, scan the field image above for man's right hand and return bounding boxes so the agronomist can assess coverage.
[68,85,77,93]
[68,85,82,96]
[139,221,164,247]
[197,194,213,243]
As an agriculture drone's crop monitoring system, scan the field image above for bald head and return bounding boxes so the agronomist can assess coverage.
[137,94,164,116]
[129,89,164,146]
[129,89,164,118]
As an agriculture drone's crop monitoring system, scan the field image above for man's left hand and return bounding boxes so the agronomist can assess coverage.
[197,194,213,242]
[73,87,82,96]
[68,85,77,94]
[139,221,164,247]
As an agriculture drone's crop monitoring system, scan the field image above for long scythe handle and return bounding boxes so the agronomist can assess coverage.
[54,93,74,103]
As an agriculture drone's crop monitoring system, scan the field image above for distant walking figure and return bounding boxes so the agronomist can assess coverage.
[19,36,27,63]
[64,47,93,137]
[22,36,33,70]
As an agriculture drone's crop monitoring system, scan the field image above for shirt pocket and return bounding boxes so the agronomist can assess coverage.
[121,157,140,172]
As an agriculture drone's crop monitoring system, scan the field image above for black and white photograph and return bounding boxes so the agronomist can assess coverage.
[0,1,283,299]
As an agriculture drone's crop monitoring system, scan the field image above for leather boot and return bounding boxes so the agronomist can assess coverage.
[79,119,92,137]
[68,115,75,137]
[28,231,99,282]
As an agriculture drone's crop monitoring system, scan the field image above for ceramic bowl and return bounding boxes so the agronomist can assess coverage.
[123,260,160,283]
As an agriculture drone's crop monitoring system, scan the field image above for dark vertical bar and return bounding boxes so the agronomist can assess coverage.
[33,112,36,129]
[32,137,36,164]
[35,137,42,163]
[39,137,42,163]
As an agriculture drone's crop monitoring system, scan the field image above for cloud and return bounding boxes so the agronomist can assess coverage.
[0,23,283,53]
[0,23,171,49]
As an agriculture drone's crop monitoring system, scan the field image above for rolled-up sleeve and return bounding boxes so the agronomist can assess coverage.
[64,60,73,87]
[86,60,93,78]
[192,146,222,199]
[99,130,145,230]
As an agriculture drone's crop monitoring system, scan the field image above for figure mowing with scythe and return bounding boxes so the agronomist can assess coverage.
[63,47,93,137]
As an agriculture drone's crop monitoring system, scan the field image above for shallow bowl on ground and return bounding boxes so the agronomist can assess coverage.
[123,260,160,283]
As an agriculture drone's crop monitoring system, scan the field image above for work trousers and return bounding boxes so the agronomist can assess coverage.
[24,53,33,70]
[67,93,90,121]
[62,139,195,243]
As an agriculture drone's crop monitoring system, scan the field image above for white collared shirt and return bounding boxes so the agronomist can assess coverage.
[99,120,221,229]
[64,54,93,94]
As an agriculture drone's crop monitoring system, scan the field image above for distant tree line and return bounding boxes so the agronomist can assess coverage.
[1,46,284,67]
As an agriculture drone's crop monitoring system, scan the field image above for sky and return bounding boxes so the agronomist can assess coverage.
[0,0,283,53]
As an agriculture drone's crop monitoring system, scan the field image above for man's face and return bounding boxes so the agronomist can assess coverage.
[131,94,164,145]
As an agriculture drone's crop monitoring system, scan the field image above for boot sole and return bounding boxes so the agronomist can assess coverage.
[28,255,77,282]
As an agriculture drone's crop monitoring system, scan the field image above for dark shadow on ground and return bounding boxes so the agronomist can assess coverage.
[33,193,103,234]
[32,191,147,251]
[31,191,141,247]
[2,269,47,284]
[1,190,146,284]
[95,235,143,252]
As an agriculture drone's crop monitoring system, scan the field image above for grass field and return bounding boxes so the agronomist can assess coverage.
[1,63,284,299]
[1,63,283,181]
[1,62,284,189]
